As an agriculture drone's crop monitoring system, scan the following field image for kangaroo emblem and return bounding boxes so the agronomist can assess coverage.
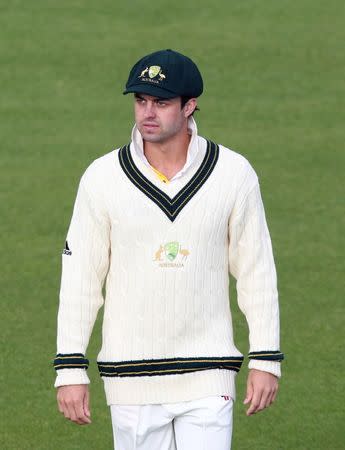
[139,67,149,78]
[153,245,164,261]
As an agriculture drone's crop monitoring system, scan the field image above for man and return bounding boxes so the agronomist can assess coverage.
[54,49,283,449]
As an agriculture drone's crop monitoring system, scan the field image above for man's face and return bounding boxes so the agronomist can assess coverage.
[134,93,195,144]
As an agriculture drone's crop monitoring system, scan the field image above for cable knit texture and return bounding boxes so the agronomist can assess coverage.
[54,119,282,405]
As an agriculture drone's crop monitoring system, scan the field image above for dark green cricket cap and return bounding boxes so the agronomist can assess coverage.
[123,49,203,99]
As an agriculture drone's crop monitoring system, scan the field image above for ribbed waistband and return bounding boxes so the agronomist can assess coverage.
[98,355,243,377]
[102,368,238,406]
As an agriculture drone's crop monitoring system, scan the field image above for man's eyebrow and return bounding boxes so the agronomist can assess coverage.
[134,93,171,102]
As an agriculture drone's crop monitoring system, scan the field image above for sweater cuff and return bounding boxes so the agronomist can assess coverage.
[54,353,89,370]
[248,359,282,378]
[54,368,91,387]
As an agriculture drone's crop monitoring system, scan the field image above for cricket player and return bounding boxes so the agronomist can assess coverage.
[54,49,284,449]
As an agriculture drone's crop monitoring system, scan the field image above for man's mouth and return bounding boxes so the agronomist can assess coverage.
[142,123,159,129]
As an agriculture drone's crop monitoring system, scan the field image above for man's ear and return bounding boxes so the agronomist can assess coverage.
[183,98,197,117]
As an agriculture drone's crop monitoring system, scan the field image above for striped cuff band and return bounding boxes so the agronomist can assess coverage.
[248,351,284,362]
[53,353,89,371]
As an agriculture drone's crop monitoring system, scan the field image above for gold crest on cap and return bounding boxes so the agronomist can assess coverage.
[148,66,161,78]
[139,66,166,82]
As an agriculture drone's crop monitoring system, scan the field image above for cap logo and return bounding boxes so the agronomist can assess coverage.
[139,66,166,83]
[148,65,161,78]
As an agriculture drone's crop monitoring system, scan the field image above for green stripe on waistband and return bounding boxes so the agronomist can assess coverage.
[97,355,244,377]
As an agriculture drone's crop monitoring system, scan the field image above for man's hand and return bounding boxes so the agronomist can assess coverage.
[244,369,278,416]
[57,384,91,425]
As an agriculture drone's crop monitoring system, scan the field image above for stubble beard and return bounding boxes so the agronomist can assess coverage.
[138,118,185,144]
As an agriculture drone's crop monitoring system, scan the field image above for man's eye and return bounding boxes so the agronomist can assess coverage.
[157,101,166,106]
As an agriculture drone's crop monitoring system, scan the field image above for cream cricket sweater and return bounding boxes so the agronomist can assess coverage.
[54,118,283,405]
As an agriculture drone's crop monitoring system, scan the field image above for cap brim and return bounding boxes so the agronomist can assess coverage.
[123,84,178,99]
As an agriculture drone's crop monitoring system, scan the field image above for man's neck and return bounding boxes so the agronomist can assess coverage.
[143,131,191,180]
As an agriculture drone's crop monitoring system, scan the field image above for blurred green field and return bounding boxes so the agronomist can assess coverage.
[1,1,344,449]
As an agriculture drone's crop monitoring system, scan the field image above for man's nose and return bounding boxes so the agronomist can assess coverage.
[144,102,156,118]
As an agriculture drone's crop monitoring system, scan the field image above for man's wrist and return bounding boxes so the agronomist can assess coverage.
[54,368,91,388]
[248,359,281,378]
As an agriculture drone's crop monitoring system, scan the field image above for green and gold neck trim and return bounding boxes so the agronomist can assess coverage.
[118,139,219,222]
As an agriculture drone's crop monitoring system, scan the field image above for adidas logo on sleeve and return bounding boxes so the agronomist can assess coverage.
[62,241,72,256]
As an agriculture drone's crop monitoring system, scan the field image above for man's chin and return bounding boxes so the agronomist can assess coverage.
[139,131,163,143]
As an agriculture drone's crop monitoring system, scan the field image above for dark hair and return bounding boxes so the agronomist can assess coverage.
[181,96,199,116]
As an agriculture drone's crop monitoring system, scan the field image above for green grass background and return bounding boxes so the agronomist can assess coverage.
[1,1,344,448]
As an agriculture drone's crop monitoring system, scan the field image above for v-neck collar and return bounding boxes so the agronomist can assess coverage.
[118,138,219,222]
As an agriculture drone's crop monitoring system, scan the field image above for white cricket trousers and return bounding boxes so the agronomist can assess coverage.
[110,395,233,450]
